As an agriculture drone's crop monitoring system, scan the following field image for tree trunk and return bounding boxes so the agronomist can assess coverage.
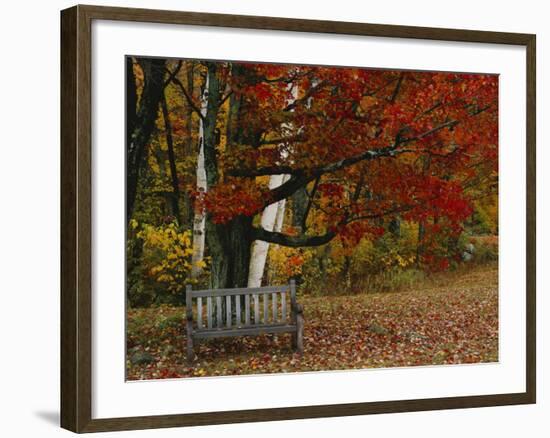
[206,65,253,291]
[182,62,195,227]
[416,154,432,266]
[126,57,165,223]
[160,92,181,224]
[274,176,290,232]
[389,217,401,237]
[199,62,228,288]
[203,62,222,187]
[185,62,195,155]
[247,84,297,287]
[207,215,254,289]
[416,220,426,266]
[291,186,308,231]
[190,71,210,278]
[247,175,287,287]
[196,62,254,290]
[343,255,352,290]
[126,57,137,154]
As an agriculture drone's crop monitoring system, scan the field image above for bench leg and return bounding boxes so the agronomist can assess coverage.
[186,337,194,364]
[291,303,304,355]
[186,319,194,364]
[295,311,304,355]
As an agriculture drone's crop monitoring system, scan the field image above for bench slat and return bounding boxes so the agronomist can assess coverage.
[186,283,295,329]
[216,296,222,328]
[272,292,277,323]
[197,297,202,329]
[245,294,250,325]
[254,294,259,324]
[192,285,290,298]
[290,280,297,324]
[236,295,241,326]
[263,293,268,323]
[194,324,297,339]
[281,292,286,322]
[226,295,231,328]
[207,297,212,329]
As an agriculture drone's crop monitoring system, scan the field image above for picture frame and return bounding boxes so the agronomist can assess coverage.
[60,4,536,433]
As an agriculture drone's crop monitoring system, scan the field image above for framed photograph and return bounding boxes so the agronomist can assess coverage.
[60,4,536,433]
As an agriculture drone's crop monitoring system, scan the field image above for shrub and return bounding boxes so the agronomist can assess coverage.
[266,221,426,295]
[362,267,427,294]
[127,219,209,307]
[469,235,499,263]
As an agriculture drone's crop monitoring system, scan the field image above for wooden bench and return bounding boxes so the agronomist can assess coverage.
[185,280,304,363]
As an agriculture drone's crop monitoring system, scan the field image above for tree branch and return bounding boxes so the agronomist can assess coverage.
[252,226,336,248]
[228,164,299,177]
[283,80,328,111]
[259,133,306,145]
[220,90,233,106]
[169,75,205,121]
[253,201,416,248]
[163,61,183,88]
[301,176,320,232]
[390,73,405,103]
[347,204,416,224]
[401,120,459,143]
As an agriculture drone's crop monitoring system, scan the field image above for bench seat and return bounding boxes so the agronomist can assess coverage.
[194,323,297,339]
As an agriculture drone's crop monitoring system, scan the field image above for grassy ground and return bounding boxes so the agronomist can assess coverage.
[126,262,498,380]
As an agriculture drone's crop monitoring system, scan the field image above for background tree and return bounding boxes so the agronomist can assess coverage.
[126,57,166,223]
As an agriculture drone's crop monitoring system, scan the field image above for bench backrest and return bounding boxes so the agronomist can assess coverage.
[186,280,296,330]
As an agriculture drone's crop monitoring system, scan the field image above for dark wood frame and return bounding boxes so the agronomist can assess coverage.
[61,4,536,433]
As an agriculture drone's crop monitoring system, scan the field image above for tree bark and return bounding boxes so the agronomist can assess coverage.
[206,66,255,290]
[291,186,309,231]
[203,62,222,187]
[127,57,165,223]
[160,92,181,224]
[343,255,352,289]
[247,83,298,287]
[389,217,401,237]
[247,174,287,288]
[301,177,320,232]
[274,178,289,233]
[182,62,195,227]
[416,220,426,266]
[208,216,254,289]
[199,62,234,289]
[126,57,137,154]
[185,62,195,156]
[191,71,210,278]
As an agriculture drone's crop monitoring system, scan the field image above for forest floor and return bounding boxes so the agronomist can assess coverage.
[126,262,498,380]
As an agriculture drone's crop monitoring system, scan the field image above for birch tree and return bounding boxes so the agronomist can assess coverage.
[247,174,287,287]
[190,73,209,278]
[247,84,298,287]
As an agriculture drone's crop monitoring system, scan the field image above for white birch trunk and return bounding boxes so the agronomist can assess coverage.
[274,174,290,232]
[247,175,286,287]
[191,74,209,278]
[247,83,298,288]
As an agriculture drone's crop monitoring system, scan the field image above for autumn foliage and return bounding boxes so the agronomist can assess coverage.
[126,57,499,377]
[202,63,497,272]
